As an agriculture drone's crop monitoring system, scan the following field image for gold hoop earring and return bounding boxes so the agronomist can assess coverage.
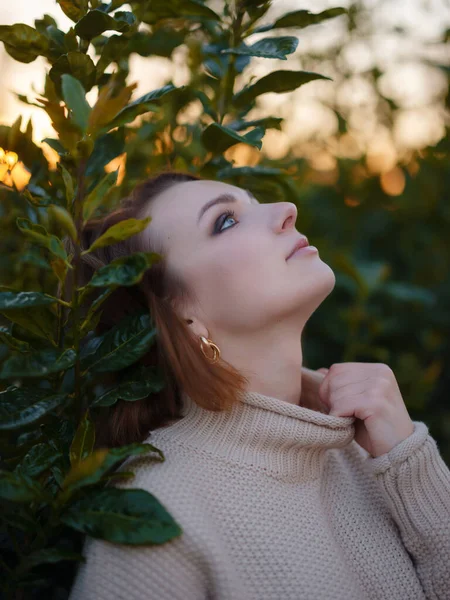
[199,335,221,364]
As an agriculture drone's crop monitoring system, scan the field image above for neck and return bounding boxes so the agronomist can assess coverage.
[211,321,306,406]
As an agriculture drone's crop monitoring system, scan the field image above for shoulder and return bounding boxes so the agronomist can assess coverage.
[111,430,222,533]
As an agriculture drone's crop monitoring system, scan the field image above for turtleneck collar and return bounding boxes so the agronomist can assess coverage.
[154,389,357,481]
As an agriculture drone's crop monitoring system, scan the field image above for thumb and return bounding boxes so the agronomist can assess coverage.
[317,369,330,406]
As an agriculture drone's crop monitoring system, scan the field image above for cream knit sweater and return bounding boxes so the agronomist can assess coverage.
[69,389,450,600]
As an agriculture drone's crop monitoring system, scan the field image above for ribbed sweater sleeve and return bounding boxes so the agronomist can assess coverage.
[365,421,450,600]
[69,526,208,600]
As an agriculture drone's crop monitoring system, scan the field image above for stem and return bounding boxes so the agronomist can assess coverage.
[56,270,69,349]
[218,2,244,123]
[53,298,72,308]
[56,278,64,350]
[79,39,89,54]
[72,159,87,422]
[0,556,12,575]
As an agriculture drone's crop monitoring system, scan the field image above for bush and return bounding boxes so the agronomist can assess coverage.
[0,2,362,597]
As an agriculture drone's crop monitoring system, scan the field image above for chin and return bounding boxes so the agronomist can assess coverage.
[324,263,336,289]
[315,262,336,298]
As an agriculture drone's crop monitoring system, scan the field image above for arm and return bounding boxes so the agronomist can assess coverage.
[364,421,450,600]
[69,530,209,600]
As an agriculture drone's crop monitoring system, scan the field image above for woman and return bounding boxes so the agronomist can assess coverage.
[69,170,450,600]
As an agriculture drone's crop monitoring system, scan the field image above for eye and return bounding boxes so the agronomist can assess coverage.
[214,209,238,234]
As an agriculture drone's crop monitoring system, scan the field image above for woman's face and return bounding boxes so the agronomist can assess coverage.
[144,179,335,337]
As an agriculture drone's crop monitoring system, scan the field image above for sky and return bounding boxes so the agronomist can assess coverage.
[0,0,449,167]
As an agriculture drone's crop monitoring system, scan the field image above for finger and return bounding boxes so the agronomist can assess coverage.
[302,368,327,387]
[318,373,331,406]
[300,368,330,413]
[317,368,329,375]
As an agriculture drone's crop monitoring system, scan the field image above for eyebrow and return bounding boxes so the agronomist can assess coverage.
[197,189,258,225]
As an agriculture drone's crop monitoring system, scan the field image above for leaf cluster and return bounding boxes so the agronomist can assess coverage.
[0,1,349,597]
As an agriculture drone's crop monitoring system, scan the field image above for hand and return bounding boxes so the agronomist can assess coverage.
[317,362,415,458]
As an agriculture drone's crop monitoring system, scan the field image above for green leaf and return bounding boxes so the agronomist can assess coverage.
[102,471,135,483]
[56,0,88,23]
[229,116,284,131]
[192,89,218,121]
[18,249,52,271]
[85,127,125,177]
[0,386,69,430]
[70,410,95,465]
[0,348,76,380]
[0,327,31,352]
[41,418,75,455]
[217,165,284,179]
[43,137,67,156]
[16,548,85,573]
[378,282,436,307]
[254,7,347,33]
[21,188,53,208]
[141,0,221,23]
[108,84,184,129]
[79,288,114,337]
[61,73,91,132]
[221,36,298,60]
[80,311,157,373]
[62,443,164,492]
[0,24,49,64]
[177,0,221,21]
[334,255,389,298]
[91,367,166,407]
[233,69,332,107]
[121,28,186,60]
[274,7,347,29]
[0,470,44,502]
[48,204,77,242]
[202,123,265,153]
[87,252,162,288]
[75,9,135,39]
[16,217,69,264]
[203,41,251,79]
[44,26,68,60]
[14,92,45,108]
[34,14,58,33]
[49,51,96,95]
[0,291,56,310]
[61,487,182,545]
[0,306,57,343]
[82,217,151,254]
[14,443,62,478]
[94,34,127,75]
[57,162,75,208]
[64,27,79,52]
[0,507,38,532]
[82,169,119,222]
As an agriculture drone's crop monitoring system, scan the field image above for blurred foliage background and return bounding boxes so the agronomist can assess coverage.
[0,0,449,598]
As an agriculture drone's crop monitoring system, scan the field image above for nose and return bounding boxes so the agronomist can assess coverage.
[277,202,297,232]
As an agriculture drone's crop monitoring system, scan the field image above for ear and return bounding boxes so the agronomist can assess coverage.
[182,314,209,341]
[172,297,209,340]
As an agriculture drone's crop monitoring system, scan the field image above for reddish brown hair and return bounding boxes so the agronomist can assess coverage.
[71,169,249,448]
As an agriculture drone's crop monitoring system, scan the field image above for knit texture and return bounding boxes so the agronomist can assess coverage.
[69,389,450,600]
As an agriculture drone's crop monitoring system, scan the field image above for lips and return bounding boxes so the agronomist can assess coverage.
[286,237,309,260]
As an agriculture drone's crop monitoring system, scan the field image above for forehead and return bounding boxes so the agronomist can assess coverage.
[147,179,252,223]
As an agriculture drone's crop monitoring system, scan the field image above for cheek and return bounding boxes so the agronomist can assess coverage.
[214,240,266,281]
[193,241,277,306]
